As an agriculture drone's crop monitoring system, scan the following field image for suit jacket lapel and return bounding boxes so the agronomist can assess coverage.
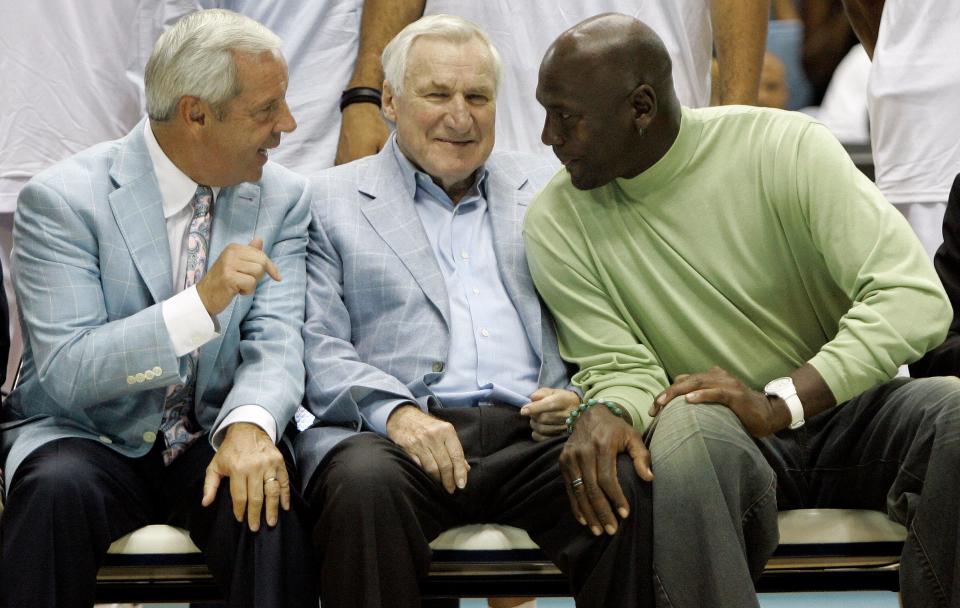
[486,163,544,360]
[359,149,451,325]
[108,120,174,305]
[196,183,261,396]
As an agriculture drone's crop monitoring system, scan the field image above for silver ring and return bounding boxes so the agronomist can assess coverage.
[264,476,278,484]
[571,477,584,489]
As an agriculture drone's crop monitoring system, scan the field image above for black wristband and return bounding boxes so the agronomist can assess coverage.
[340,87,382,111]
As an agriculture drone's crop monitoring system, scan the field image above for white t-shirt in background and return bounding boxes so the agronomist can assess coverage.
[867,0,960,256]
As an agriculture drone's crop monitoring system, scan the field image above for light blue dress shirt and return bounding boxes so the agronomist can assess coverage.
[392,139,541,409]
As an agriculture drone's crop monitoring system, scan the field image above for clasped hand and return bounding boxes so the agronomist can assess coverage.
[520,387,580,441]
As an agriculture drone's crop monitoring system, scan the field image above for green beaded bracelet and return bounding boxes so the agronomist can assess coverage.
[565,399,626,434]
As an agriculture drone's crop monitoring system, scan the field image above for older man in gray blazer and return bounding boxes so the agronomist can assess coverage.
[0,10,314,608]
[295,15,654,608]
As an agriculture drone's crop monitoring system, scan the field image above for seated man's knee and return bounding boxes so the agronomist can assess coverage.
[652,397,749,454]
[615,452,652,506]
[9,441,107,508]
[885,377,960,447]
[320,435,411,501]
[912,376,960,421]
[650,399,773,496]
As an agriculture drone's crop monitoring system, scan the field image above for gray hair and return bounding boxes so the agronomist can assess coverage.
[145,9,282,121]
[382,14,502,98]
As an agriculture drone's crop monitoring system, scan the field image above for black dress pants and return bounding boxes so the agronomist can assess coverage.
[0,435,315,608]
[307,404,654,608]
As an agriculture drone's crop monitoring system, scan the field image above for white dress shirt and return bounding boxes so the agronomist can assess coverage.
[144,121,277,446]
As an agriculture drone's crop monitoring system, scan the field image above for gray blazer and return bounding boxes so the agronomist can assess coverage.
[1,119,311,492]
[295,142,569,490]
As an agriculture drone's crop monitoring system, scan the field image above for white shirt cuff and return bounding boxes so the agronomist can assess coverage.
[162,286,219,357]
[211,405,279,448]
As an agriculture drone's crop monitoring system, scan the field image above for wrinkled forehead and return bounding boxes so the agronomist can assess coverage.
[405,36,496,86]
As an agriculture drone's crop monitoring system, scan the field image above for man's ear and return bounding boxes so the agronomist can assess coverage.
[177,96,208,129]
[629,83,658,132]
[381,81,398,123]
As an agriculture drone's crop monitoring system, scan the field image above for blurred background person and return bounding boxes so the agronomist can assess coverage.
[843,0,960,258]
[757,51,791,109]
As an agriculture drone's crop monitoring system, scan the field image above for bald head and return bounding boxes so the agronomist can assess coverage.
[536,14,682,190]
[544,13,675,98]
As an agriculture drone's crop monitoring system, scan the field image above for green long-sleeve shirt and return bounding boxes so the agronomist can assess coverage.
[524,106,950,431]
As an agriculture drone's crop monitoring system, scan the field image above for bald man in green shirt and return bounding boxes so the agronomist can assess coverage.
[524,13,960,608]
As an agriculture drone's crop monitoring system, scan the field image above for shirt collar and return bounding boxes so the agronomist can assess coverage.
[388,133,488,207]
[614,106,702,199]
[143,121,219,219]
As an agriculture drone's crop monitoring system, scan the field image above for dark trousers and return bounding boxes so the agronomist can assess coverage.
[306,404,654,608]
[760,376,960,607]
[0,435,316,608]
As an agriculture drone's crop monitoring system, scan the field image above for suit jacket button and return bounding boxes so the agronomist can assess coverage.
[135,373,146,383]
[143,431,157,444]
[127,375,136,384]
[432,362,445,373]
[153,366,163,375]
[144,370,156,380]
[99,435,113,445]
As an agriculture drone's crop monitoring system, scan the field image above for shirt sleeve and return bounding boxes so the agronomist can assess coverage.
[161,285,219,357]
[523,197,667,432]
[791,123,951,403]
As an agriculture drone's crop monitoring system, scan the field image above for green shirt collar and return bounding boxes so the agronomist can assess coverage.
[614,106,703,199]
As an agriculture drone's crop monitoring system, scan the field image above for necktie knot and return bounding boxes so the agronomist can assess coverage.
[193,185,213,218]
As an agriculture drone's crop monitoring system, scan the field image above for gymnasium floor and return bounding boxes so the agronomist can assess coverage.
[144,592,900,607]
[460,594,899,607]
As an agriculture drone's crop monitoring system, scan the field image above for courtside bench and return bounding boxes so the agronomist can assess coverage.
[91,508,907,603]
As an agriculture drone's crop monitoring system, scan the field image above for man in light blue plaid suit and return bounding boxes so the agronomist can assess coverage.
[295,15,655,608]
[0,10,315,608]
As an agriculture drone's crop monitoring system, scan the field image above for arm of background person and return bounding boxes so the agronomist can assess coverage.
[334,0,425,165]
[803,0,859,99]
[840,0,885,58]
[711,0,768,105]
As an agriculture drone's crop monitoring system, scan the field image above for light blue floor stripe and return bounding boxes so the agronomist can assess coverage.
[145,591,901,607]
[460,593,900,607]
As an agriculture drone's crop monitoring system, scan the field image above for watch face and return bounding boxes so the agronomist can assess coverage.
[765,377,793,393]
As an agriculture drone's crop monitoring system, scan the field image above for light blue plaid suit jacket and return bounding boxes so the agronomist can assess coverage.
[1,119,310,492]
[294,142,570,491]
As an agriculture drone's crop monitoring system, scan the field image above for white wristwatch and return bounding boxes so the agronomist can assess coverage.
[764,377,805,430]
